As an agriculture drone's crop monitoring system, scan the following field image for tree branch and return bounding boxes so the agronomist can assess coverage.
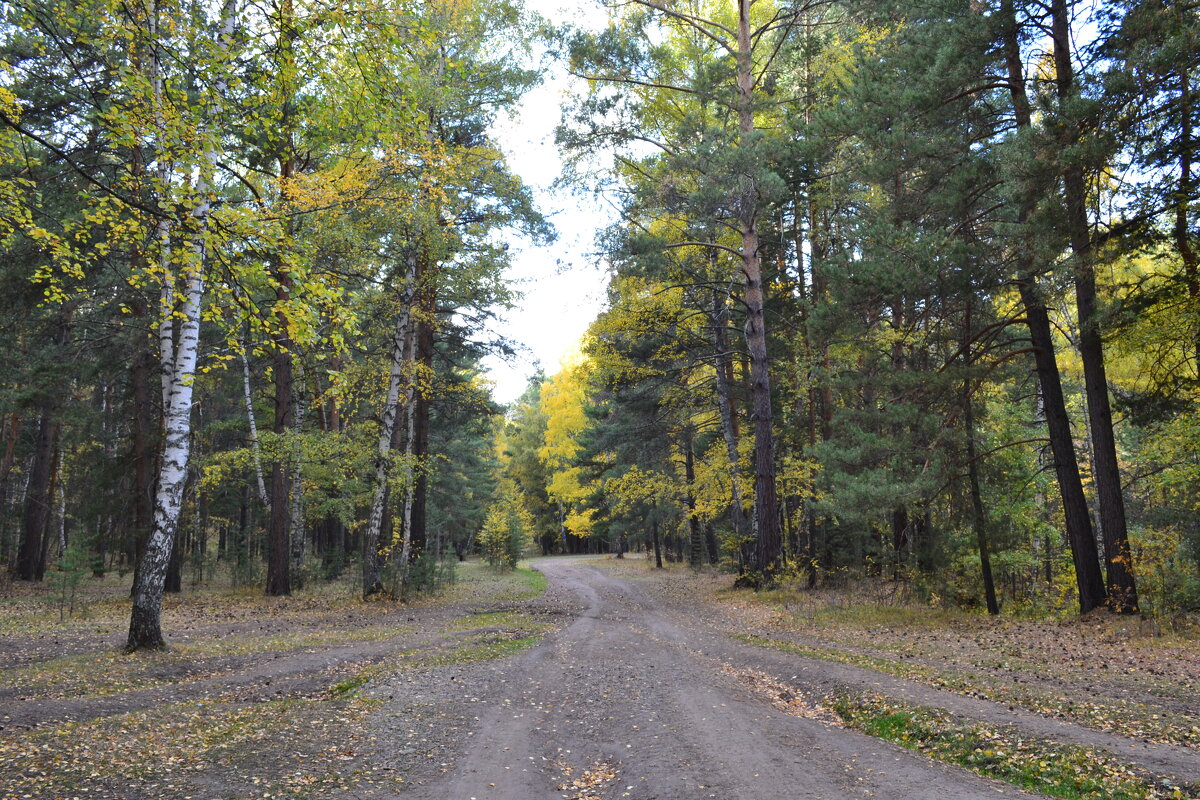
[0,113,171,219]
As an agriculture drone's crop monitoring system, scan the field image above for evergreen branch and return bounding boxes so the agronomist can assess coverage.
[566,69,698,96]
[753,14,796,92]
[0,113,171,219]
[939,82,1017,106]
[660,240,745,258]
[217,161,265,205]
[960,438,1050,470]
[938,316,1027,370]
[628,0,736,52]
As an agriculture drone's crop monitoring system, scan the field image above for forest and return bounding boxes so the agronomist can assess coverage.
[1,0,1198,654]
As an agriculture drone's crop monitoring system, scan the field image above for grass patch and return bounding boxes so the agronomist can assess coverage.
[516,565,549,598]
[329,674,371,697]
[0,694,372,798]
[830,693,1191,800]
[330,630,546,697]
[447,610,535,631]
[433,561,547,605]
[735,633,1200,747]
[0,623,414,700]
[175,623,414,659]
[0,647,196,699]
[421,633,542,667]
[803,600,971,630]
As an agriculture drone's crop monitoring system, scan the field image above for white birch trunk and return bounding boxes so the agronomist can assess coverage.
[128,260,204,649]
[151,0,175,413]
[127,0,236,650]
[362,253,417,597]
[239,346,271,513]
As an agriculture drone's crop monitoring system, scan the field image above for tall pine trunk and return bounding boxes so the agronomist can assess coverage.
[1176,70,1198,375]
[130,299,156,573]
[1000,0,1106,613]
[964,302,999,614]
[683,427,702,568]
[406,273,435,566]
[265,0,299,597]
[266,323,293,596]
[710,292,749,551]
[288,361,306,587]
[1050,0,1138,613]
[736,0,781,579]
[16,409,57,581]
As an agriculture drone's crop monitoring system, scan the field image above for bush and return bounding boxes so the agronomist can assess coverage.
[50,541,92,621]
[479,500,531,570]
[404,550,456,593]
[1131,525,1200,619]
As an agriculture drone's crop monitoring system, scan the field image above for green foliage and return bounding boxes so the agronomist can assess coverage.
[50,541,93,622]
[831,694,1163,800]
[1130,525,1200,619]
[403,551,458,595]
[478,494,532,570]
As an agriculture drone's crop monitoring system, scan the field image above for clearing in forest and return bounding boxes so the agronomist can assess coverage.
[1,557,1197,800]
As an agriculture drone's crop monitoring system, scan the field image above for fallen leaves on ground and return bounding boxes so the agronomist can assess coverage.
[557,759,620,800]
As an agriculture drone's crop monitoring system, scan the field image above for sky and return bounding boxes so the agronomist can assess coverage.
[481,0,614,405]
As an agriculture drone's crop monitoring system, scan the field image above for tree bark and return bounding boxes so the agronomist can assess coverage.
[406,273,435,566]
[1020,288,1108,612]
[266,330,293,596]
[711,292,750,552]
[130,299,156,573]
[1000,0,1106,613]
[239,344,270,514]
[1176,70,1199,376]
[127,257,205,649]
[1050,0,1138,614]
[362,254,416,597]
[736,0,781,579]
[683,427,702,568]
[127,0,234,649]
[288,359,306,588]
[16,410,58,581]
[963,302,999,615]
[265,0,298,598]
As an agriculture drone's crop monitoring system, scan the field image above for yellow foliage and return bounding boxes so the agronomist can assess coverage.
[538,360,592,469]
[564,507,597,539]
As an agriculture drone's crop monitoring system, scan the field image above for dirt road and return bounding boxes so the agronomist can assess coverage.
[388,557,1043,799]
[8,557,1192,798]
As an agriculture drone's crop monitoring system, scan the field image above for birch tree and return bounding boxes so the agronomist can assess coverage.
[128,0,238,650]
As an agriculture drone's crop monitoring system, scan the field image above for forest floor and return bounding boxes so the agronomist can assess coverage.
[0,556,1197,800]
